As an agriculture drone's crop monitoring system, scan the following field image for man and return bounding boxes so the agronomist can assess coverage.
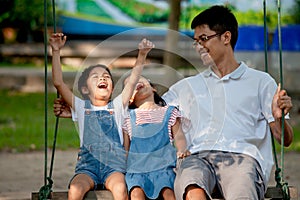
[162,5,293,200]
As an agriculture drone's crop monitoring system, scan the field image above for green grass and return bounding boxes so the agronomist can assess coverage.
[0,90,299,153]
[275,123,300,152]
[0,90,78,152]
[293,125,300,150]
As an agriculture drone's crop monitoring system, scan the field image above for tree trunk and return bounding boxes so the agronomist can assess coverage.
[163,0,181,68]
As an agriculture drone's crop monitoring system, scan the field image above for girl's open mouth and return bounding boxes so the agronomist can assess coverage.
[135,82,144,90]
[97,82,108,89]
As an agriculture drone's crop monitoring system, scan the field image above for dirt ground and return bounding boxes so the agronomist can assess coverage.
[0,150,77,200]
[0,150,299,200]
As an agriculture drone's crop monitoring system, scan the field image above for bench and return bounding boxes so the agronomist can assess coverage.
[31,190,113,200]
[211,186,298,200]
[32,186,298,200]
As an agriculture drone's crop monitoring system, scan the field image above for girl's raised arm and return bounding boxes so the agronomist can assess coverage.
[122,38,155,107]
[49,33,74,108]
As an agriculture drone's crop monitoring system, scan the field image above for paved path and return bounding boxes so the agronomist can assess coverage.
[0,150,77,200]
[0,150,299,199]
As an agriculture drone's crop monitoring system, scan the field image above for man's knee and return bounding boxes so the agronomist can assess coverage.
[185,184,207,200]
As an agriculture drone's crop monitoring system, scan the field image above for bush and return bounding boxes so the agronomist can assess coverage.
[0,0,53,43]
[107,0,169,23]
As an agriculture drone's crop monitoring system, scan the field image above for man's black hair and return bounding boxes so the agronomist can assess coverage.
[191,5,238,50]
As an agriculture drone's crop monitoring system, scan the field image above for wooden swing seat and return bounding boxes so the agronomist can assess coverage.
[265,186,298,199]
[31,186,298,200]
[211,186,298,200]
[31,190,113,200]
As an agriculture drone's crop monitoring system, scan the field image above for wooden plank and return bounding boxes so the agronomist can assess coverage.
[265,186,284,198]
[211,186,298,200]
[32,186,298,200]
[265,186,298,200]
[31,190,114,200]
[32,191,67,200]
[86,190,113,200]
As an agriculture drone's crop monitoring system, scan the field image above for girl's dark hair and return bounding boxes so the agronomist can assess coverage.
[191,5,238,50]
[150,82,166,106]
[128,80,166,109]
[78,64,113,100]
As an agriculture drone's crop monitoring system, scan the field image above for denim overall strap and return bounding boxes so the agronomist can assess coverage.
[82,100,126,172]
[127,106,177,173]
[84,100,92,109]
[107,101,113,109]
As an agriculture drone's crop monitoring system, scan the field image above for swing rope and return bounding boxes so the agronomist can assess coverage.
[277,0,290,198]
[263,0,290,199]
[38,0,60,199]
[49,0,60,181]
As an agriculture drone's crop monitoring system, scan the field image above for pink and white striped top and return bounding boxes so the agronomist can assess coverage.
[123,106,181,142]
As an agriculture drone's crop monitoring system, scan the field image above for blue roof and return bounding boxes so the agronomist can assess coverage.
[270,25,300,51]
[59,15,300,52]
[235,26,267,51]
[59,15,136,35]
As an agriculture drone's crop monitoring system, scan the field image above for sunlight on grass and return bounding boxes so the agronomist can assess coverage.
[0,90,79,152]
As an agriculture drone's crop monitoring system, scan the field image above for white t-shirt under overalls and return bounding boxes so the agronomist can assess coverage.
[71,94,127,146]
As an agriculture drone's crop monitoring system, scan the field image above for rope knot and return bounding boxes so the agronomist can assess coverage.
[38,177,53,200]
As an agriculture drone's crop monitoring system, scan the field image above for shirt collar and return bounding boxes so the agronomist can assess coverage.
[203,62,247,80]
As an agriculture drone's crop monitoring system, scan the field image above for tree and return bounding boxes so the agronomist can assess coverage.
[291,0,300,24]
[163,0,181,68]
[0,0,53,43]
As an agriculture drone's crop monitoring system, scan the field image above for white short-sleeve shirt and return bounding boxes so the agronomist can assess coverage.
[71,94,127,146]
[162,62,280,184]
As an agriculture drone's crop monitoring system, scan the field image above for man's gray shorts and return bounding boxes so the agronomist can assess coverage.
[174,151,265,200]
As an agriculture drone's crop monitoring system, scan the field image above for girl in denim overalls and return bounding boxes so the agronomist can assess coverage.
[123,76,190,200]
[49,33,154,200]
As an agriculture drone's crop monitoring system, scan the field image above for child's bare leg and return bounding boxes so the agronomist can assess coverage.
[161,187,176,200]
[105,172,128,200]
[68,174,94,200]
[130,187,146,200]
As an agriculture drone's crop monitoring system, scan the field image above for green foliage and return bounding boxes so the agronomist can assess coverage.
[181,5,297,31]
[180,6,209,30]
[290,0,300,23]
[71,0,299,28]
[106,0,169,23]
[0,91,78,152]
[1,0,299,38]
[76,0,112,19]
[0,0,54,42]
[0,0,53,29]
